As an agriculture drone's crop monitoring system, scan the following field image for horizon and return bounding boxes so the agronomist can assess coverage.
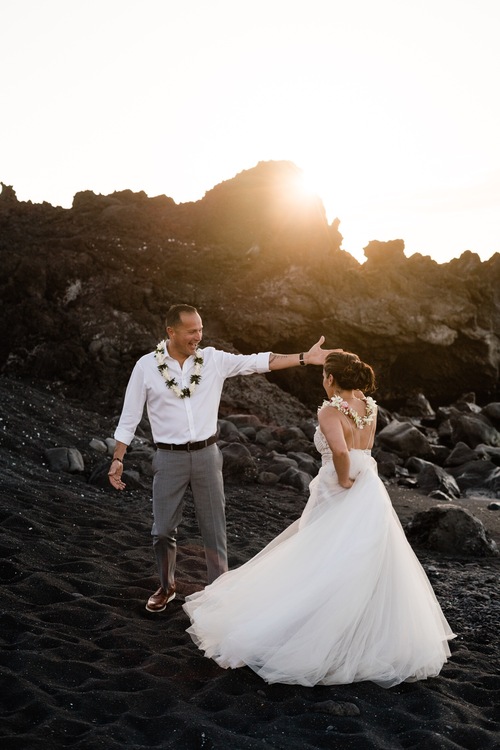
[1,0,499,265]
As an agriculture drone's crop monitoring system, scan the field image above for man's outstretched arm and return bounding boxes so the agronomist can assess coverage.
[269,336,341,371]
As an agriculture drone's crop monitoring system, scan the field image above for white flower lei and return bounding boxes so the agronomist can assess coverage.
[154,340,203,398]
[323,394,376,429]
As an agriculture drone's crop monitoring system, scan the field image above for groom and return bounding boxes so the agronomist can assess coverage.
[108,303,338,612]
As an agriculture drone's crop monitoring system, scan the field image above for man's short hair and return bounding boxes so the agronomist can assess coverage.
[166,304,198,328]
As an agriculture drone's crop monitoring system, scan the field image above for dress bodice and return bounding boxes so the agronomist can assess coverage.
[314,425,371,465]
[314,426,331,458]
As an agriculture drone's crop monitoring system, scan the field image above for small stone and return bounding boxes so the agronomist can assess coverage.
[429,490,453,502]
[105,437,117,456]
[398,476,418,488]
[89,438,108,453]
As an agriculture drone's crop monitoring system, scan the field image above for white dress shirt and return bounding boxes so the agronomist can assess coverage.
[114,345,271,445]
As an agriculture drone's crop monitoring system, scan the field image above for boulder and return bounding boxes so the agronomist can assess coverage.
[217,419,245,442]
[404,456,428,473]
[239,426,257,441]
[482,402,500,428]
[279,466,313,493]
[255,428,279,448]
[105,438,117,455]
[282,438,316,455]
[446,460,500,493]
[405,504,498,556]
[398,392,435,418]
[372,448,403,478]
[375,406,393,430]
[474,444,500,466]
[257,471,280,485]
[452,392,482,414]
[377,420,433,459]
[298,420,317,440]
[449,413,500,449]
[45,447,84,473]
[265,454,299,476]
[287,451,319,477]
[429,490,455,502]
[482,467,500,494]
[220,442,257,482]
[272,426,308,443]
[411,460,461,498]
[89,438,108,454]
[444,441,479,467]
[225,414,264,429]
[428,445,451,466]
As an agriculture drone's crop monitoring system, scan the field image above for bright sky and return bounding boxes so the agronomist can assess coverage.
[1,0,499,264]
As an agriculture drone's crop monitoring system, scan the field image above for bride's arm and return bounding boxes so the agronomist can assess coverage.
[318,407,354,489]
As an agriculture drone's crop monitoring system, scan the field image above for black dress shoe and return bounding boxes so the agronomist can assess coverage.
[145,585,176,612]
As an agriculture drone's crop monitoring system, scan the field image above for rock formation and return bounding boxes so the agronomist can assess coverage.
[0,162,499,415]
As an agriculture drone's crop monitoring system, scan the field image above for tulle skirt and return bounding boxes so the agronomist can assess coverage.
[183,451,456,687]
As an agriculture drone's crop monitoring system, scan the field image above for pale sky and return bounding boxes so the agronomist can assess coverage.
[1,0,499,264]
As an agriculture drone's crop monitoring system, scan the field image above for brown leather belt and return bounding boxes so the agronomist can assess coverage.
[155,435,217,452]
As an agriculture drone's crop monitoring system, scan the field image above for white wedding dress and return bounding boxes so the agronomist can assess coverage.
[183,410,455,688]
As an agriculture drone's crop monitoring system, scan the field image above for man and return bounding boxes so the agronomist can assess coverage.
[109,304,337,613]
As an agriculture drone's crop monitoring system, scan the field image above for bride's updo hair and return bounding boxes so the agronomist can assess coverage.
[324,352,376,393]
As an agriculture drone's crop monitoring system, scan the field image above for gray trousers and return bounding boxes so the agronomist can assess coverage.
[151,444,227,590]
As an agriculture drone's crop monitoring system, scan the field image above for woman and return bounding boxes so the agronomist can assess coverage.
[183,352,455,688]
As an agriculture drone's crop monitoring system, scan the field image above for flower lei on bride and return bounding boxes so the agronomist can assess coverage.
[154,340,203,398]
[325,395,376,429]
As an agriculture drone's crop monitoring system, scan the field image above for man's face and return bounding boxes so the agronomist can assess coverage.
[167,312,203,358]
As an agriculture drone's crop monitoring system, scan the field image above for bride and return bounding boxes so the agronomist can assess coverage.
[183,351,455,688]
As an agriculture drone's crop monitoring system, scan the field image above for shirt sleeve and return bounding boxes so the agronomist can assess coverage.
[215,350,271,378]
[114,361,148,445]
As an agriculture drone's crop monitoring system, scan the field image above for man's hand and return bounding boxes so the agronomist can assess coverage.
[108,459,126,491]
[268,338,343,371]
[304,336,343,366]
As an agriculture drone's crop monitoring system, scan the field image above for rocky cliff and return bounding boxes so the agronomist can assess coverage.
[1,161,499,414]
